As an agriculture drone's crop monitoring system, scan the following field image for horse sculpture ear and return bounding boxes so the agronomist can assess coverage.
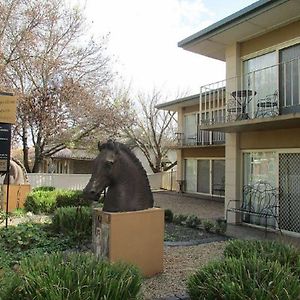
[114,142,120,155]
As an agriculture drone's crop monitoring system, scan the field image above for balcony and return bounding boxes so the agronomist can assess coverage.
[199,57,300,132]
[176,128,225,147]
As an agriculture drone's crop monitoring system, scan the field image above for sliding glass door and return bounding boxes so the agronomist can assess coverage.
[197,160,210,193]
[185,158,225,197]
[279,43,300,113]
[243,150,300,233]
[243,52,277,116]
[185,159,197,192]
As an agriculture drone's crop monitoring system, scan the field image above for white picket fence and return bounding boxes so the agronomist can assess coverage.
[27,173,91,190]
[27,172,166,191]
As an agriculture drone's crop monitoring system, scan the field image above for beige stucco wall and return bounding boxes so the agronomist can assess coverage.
[225,127,300,224]
[183,104,199,114]
[240,20,300,57]
[240,127,300,149]
[222,20,300,225]
[182,146,225,158]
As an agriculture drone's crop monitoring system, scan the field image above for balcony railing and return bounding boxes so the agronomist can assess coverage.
[176,128,225,147]
[200,57,300,126]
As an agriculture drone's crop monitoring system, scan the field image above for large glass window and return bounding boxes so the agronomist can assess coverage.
[212,160,225,196]
[184,158,225,196]
[243,152,276,187]
[185,159,197,192]
[197,160,210,193]
[184,114,197,145]
[279,43,300,112]
[243,152,277,226]
[243,52,278,115]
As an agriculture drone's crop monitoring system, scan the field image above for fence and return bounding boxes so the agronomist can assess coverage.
[27,172,172,191]
[161,170,177,191]
[27,173,91,190]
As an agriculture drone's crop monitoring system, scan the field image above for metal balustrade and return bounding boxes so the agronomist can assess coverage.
[175,129,225,147]
[199,57,300,126]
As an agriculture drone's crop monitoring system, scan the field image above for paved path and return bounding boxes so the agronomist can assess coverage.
[153,191,224,221]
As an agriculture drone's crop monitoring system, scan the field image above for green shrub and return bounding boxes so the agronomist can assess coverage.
[1,252,142,300]
[203,220,214,232]
[32,186,55,192]
[0,223,74,267]
[24,190,58,214]
[0,209,6,224]
[173,214,187,225]
[164,209,173,223]
[56,190,90,207]
[52,206,92,240]
[215,218,227,234]
[0,223,51,252]
[188,256,300,300]
[224,239,300,278]
[10,208,26,217]
[185,215,201,229]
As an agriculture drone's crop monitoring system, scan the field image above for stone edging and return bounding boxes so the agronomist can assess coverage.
[156,293,190,300]
[164,235,229,247]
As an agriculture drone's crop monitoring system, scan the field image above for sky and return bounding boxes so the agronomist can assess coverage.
[74,0,258,99]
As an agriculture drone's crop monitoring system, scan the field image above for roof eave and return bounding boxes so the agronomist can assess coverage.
[178,0,286,49]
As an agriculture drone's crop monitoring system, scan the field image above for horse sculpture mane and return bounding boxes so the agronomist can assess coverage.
[83,140,154,212]
[1,158,29,185]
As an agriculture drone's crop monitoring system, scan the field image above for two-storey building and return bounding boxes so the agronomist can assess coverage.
[159,0,300,235]
[157,93,226,199]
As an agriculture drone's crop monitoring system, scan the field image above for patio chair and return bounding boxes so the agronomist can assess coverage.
[255,91,279,118]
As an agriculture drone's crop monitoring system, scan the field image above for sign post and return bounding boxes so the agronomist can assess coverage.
[0,92,16,228]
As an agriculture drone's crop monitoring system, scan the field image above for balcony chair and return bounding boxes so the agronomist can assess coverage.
[255,91,279,118]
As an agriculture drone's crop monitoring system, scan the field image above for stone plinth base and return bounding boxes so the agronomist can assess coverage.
[93,207,164,277]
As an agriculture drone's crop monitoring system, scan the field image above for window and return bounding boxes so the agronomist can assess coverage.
[185,159,197,192]
[184,114,197,145]
[184,158,225,196]
[243,152,276,187]
[197,160,210,193]
[279,43,300,113]
[243,52,277,115]
[243,152,277,226]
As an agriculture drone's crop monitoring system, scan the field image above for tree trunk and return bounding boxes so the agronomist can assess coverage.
[21,126,31,173]
[32,144,42,173]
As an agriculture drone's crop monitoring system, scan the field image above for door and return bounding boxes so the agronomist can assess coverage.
[243,52,277,117]
[197,160,210,194]
[184,114,197,145]
[185,159,197,193]
[279,43,300,114]
[279,153,300,233]
[212,160,225,196]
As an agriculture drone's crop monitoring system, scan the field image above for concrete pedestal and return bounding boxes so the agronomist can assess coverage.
[93,207,164,277]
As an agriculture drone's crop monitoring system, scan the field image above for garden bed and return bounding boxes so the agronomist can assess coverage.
[164,222,228,246]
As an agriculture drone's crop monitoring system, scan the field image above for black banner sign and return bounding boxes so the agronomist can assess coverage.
[0,123,11,172]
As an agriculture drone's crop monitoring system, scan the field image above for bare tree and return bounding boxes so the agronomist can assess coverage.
[124,89,177,173]
[0,0,132,172]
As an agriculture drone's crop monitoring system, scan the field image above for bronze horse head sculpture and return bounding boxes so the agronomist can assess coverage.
[83,140,153,212]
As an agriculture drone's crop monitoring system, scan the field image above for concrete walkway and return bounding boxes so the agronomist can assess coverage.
[153,191,224,221]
